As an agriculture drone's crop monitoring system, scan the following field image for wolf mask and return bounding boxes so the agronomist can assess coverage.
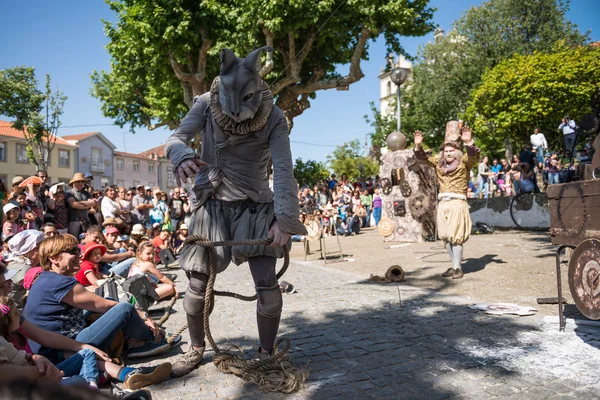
[218,46,273,123]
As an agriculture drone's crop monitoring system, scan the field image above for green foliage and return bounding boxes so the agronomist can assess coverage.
[92,0,435,132]
[466,46,600,152]
[399,0,588,146]
[327,139,379,181]
[0,67,66,171]
[293,158,330,186]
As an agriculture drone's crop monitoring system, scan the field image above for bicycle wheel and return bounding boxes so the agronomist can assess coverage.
[509,192,550,231]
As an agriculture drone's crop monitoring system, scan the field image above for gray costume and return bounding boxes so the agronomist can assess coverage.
[165,47,306,357]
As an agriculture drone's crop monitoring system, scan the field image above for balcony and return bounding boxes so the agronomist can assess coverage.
[91,162,105,173]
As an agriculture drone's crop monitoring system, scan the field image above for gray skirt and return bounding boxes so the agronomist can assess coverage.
[179,198,287,274]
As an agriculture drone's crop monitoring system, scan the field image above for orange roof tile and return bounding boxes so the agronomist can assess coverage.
[0,120,77,147]
[61,132,99,141]
[139,144,166,158]
[114,150,157,160]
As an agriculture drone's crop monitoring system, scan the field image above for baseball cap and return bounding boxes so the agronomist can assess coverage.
[104,226,120,236]
[84,173,93,180]
[144,186,151,191]
[117,235,130,242]
[2,203,19,215]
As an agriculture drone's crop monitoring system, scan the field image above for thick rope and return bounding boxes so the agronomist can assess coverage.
[176,235,307,392]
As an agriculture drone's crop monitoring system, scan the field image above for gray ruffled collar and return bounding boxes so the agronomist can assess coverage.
[210,77,273,135]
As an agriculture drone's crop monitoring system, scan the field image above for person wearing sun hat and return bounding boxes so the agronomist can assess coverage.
[2,203,22,241]
[65,173,97,237]
[75,242,108,288]
[5,230,45,310]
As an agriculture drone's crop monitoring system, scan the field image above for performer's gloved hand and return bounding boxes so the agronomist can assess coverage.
[268,220,291,247]
[176,157,208,186]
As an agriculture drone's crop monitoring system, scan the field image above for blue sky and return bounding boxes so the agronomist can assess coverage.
[1,0,599,163]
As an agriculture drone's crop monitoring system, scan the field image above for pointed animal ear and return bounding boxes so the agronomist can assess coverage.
[220,48,237,74]
[243,46,273,73]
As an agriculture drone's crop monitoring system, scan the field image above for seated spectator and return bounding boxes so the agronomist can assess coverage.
[345,210,361,236]
[100,226,136,277]
[26,234,180,362]
[5,230,45,310]
[334,216,348,236]
[2,203,22,241]
[152,228,172,263]
[41,223,58,238]
[517,162,535,194]
[128,242,177,301]
[172,223,189,254]
[75,242,108,290]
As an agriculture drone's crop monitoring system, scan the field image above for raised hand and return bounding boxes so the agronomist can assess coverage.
[414,130,423,146]
[461,127,473,143]
[175,157,208,187]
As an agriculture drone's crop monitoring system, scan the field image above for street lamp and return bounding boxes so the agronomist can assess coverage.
[389,67,410,133]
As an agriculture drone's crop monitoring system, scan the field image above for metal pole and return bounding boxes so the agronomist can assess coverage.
[397,85,401,132]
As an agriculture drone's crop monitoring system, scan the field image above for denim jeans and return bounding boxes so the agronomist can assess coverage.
[347,216,360,234]
[373,207,382,226]
[57,348,99,384]
[564,133,576,153]
[75,302,153,352]
[548,172,559,185]
[475,178,489,199]
[105,257,136,277]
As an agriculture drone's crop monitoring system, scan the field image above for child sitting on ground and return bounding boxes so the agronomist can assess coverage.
[128,242,178,300]
[75,242,108,290]
[2,203,22,241]
[0,296,100,388]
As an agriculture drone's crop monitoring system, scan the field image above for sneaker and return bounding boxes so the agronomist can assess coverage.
[452,268,464,279]
[115,389,153,400]
[123,362,172,390]
[127,340,171,359]
[441,268,454,277]
[171,345,205,378]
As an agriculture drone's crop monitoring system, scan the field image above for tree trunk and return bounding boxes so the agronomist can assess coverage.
[504,137,513,160]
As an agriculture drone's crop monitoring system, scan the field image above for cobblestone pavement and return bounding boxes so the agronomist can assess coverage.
[134,257,600,400]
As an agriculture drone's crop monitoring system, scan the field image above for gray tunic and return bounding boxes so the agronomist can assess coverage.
[165,89,305,236]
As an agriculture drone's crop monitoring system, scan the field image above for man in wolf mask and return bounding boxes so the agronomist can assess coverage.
[413,122,480,279]
[165,46,307,377]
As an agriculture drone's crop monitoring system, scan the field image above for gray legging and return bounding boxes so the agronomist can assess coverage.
[184,256,283,352]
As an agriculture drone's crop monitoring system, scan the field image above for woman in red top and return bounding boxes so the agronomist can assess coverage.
[75,242,107,290]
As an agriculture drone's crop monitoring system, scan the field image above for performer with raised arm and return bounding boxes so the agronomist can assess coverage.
[164,46,307,377]
[413,124,480,279]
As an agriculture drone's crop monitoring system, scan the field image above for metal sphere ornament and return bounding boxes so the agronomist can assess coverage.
[386,131,407,151]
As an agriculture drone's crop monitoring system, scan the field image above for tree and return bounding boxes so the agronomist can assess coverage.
[465,46,600,152]
[293,158,330,187]
[399,0,588,143]
[0,67,67,172]
[91,0,435,132]
[327,139,379,181]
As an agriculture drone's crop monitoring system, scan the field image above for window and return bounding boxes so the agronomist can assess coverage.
[148,163,155,173]
[167,167,176,188]
[0,142,6,161]
[133,161,140,172]
[91,148,103,172]
[116,158,124,170]
[100,177,109,189]
[59,149,70,167]
[16,143,28,163]
[386,81,392,96]
[116,180,125,188]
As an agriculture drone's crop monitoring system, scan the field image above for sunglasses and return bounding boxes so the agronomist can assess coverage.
[60,247,82,256]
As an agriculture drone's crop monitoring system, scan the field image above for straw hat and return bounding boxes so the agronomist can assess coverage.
[11,176,24,187]
[378,217,394,237]
[69,173,87,185]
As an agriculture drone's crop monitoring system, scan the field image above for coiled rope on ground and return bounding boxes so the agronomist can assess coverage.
[167,235,308,392]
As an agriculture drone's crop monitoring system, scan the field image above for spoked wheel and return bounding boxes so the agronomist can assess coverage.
[509,192,549,231]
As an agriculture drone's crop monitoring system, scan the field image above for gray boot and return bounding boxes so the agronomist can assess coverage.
[171,344,205,378]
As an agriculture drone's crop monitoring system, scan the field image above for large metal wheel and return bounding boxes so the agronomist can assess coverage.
[568,239,600,320]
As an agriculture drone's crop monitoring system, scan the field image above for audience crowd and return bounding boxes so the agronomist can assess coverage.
[0,171,193,398]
